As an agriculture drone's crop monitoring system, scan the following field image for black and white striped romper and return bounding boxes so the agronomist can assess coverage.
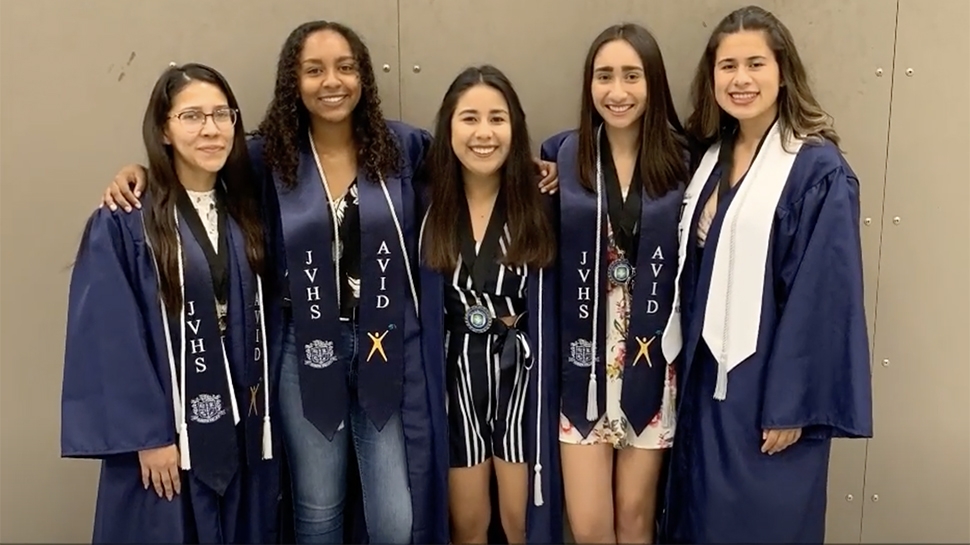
[444,224,531,468]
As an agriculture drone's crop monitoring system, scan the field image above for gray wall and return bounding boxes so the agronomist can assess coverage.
[1,0,967,542]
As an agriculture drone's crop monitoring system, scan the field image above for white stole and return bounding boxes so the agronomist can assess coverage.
[662,121,803,400]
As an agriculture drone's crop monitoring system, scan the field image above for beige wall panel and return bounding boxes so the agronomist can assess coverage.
[398,2,895,543]
[860,0,970,542]
[0,1,397,541]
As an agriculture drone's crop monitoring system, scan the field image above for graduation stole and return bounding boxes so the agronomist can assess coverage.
[558,128,681,437]
[274,134,415,440]
[665,120,802,401]
[143,186,272,495]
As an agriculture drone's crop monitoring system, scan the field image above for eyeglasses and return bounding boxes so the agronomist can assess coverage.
[169,107,238,132]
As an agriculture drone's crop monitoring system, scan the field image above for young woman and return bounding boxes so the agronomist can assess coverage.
[96,21,557,545]
[661,6,873,543]
[539,24,688,544]
[250,21,426,545]
[418,65,560,544]
[61,63,281,543]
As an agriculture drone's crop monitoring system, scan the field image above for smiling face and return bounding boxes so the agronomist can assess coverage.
[713,29,780,126]
[590,38,648,131]
[449,83,512,179]
[298,29,362,125]
[163,80,236,176]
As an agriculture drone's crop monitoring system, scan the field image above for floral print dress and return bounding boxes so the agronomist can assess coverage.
[559,214,677,450]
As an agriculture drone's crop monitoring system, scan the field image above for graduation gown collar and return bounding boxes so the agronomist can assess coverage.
[663,120,804,400]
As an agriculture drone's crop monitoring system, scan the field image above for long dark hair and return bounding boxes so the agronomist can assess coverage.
[142,63,264,312]
[255,20,401,187]
[578,23,688,197]
[685,5,840,151]
[423,65,555,272]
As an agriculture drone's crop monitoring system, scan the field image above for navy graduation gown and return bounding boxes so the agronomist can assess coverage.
[61,200,283,544]
[417,194,563,544]
[663,140,874,544]
[249,120,445,544]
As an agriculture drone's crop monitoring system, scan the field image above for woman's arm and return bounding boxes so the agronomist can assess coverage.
[100,164,148,212]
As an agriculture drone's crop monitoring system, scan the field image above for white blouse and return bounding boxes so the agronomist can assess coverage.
[186,189,219,252]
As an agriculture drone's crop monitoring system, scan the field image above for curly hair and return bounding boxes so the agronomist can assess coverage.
[255,20,401,187]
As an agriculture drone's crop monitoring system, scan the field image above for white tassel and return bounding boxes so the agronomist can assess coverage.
[532,270,545,508]
[714,359,728,400]
[533,464,544,507]
[179,423,192,469]
[586,373,598,420]
[176,216,190,470]
[256,275,273,461]
[587,130,604,424]
[262,416,273,460]
[661,366,674,428]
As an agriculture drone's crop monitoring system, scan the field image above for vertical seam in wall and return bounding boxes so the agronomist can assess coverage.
[395,0,403,121]
[859,0,901,541]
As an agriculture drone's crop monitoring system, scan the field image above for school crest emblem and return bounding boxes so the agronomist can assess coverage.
[568,339,594,368]
[189,393,228,424]
[304,339,337,369]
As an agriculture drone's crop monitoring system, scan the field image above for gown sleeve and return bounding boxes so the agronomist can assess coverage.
[61,208,175,458]
[412,127,433,172]
[540,129,573,162]
[761,166,874,439]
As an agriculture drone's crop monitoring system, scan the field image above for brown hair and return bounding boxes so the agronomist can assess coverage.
[422,65,555,272]
[577,23,688,198]
[685,5,840,152]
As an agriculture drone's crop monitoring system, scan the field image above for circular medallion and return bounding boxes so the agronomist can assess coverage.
[608,258,635,286]
[464,304,493,334]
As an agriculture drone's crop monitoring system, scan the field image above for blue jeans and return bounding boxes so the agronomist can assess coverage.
[279,320,413,544]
